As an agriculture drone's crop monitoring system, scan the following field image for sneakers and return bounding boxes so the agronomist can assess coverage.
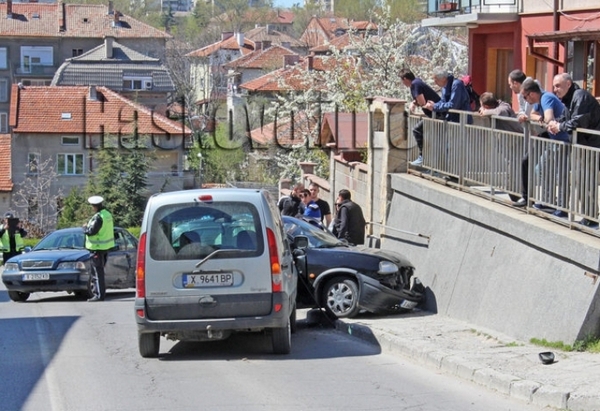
[532,203,544,210]
[513,198,527,207]
[87,296,104,302]
[552,210,567,218]
[580,218,599,228]
[410,155,423,166]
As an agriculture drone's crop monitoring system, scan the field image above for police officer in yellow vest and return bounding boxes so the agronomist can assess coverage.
[0,212,27,264]
[83,196,114,302]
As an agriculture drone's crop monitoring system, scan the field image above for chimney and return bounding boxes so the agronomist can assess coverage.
[283,54,299,68]
[307,55,314,71]
[6,0,12,18]
[58,1,66,32]
[105,36,114,58]
[235,32,244,47]
[88,85,97,101]
[113,10,120,26]
[108,0,113,15]
[266,24,273,35]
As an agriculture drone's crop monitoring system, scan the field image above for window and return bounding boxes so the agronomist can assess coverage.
[0,78,7,102]
[57,153,84,175]
[72,49,83,57]
[20,46,53,73]
[0,112,7,133]
[0,47,6,70]
[61,136,80,145]
[122,77,152,90]
[28,153,40,174]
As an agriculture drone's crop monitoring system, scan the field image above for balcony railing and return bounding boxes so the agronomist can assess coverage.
[428,0,519,16]
[407,111,600,236]
[13,63,58,77]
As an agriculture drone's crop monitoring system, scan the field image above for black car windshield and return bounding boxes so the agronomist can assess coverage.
[283,217,346,248]
[34,230,85,251]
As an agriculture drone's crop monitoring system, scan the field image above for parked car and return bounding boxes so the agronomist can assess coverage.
[1,227,137,302]
[134,189,297,358]
[283,216,424,318]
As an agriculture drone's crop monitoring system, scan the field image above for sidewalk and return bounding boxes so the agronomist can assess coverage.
[333,310,600,411]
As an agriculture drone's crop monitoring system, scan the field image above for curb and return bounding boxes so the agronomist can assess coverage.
[334,319,594,411]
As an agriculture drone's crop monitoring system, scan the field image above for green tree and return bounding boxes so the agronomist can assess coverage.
[57,187,88,229]
[189,124,248,185]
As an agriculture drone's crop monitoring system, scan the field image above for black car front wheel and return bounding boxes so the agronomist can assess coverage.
[322,277,360,318]
[8,291,30,302]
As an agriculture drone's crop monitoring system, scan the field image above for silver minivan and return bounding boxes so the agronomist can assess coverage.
[134,189,297,357]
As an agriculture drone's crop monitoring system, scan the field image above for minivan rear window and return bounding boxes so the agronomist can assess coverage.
[148,201,263,261]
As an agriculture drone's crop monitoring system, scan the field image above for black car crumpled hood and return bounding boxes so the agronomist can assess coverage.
[351,246,414,268]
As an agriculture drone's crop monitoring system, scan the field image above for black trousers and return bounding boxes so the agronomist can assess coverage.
[413,119,424,154]
[521,153,529,200]
[3,250,22,264]
[90,250,108,300]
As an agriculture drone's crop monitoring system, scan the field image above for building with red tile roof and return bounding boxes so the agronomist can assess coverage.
[186,32,255,110]
[0,0,172,142]
[0,135,13,194]
[9,84,192,203]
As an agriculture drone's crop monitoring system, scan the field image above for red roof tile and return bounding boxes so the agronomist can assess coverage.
[240,54,351,92]
[224,44,297,70]
[186,35,254,57]
[0,135,12,192]
[250,112,318,147]
[0,3,170,38]
[11,85,191,136]
[320,112,368,149]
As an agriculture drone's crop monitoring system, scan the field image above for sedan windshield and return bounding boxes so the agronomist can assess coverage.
[283,217,346,248]
[34,230,85,251]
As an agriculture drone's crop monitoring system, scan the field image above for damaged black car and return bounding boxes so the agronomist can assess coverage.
[283,216,424,318]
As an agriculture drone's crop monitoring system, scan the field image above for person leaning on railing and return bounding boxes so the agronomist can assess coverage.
[423,67,472,124]
[547,73,600,148]
[478,92,523,134]
[520,78,570,217]
[400,69,441,166]
[547,72,600,227]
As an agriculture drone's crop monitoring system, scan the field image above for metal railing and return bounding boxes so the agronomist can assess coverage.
[408,110,600,236]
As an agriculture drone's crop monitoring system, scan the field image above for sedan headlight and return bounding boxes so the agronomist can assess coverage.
[378,261,399,274]
[4,262,18,271]
[57,261,87,270]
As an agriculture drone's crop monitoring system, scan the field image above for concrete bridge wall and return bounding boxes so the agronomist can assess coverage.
[383,173,600,344]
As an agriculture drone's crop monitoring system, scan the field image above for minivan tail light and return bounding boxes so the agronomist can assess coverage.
[136,232,147,298]
[266,228,282,292]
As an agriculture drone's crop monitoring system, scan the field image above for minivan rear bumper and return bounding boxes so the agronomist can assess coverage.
[135,292,293,334]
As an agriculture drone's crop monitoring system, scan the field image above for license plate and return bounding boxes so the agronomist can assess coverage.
[400,299,417,309]
[183,273,233,288]
[22,273,50,281]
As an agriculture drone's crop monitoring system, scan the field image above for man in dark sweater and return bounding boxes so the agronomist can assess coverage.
[332,189,366,245]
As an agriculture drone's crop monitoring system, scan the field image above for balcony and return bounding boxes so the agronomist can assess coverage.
[13,63,58,77]
[422,0,519,28]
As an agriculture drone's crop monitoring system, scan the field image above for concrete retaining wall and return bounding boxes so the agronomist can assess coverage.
[383,173,600,344]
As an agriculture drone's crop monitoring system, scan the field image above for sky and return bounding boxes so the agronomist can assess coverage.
[272,0,299,8]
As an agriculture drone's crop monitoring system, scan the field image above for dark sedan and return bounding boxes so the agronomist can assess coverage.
[1,227,137,302]
[283,216,424,318]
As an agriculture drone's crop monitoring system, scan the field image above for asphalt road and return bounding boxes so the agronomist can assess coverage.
[0,287,551,411]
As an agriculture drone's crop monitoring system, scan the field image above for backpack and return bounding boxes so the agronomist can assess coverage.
[461,75,481,111]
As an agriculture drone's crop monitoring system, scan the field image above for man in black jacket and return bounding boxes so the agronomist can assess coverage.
[547,73,600,227]
[547,72,600,147]
[332,189,366,245]
[278,183,304,216]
